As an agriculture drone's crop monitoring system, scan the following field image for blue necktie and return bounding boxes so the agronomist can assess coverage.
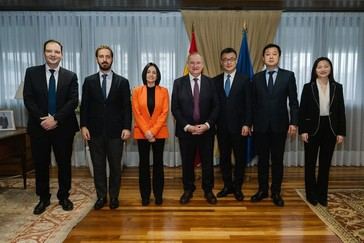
[48,69,56,115]
[102,74,107,99]
[224,74,231,96]
[268,71,275,94]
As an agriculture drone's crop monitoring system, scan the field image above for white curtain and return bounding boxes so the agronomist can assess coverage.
[275,12,364,166]
[1,11,364,167]
[0,11,188,167]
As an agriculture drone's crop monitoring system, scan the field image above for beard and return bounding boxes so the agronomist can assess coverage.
[98,61,112,71]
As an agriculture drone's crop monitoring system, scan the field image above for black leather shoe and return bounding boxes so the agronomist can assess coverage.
[233,190,244,201]
[179,191,193,204]
[306,197,318,206]
[94,197,107,210]
[33,200,50,215]
[318,199,327,207]
[155,197,163,205]
[109,198,119,209]
[59,198,74,211]
[216,187,233,198]
[142,198,150,206]
[250,191,268,202]
[272,193,284,207]
[204,191,217,204]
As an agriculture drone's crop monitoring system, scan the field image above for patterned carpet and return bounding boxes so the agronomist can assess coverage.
[296,188,364,243]
[0,177,95,243]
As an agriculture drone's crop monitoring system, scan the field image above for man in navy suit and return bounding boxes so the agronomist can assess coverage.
[23,39,79,215]
[80,45,131,210]
[172,52,219,205]
[250,43,299,207]
[213,48,252,201]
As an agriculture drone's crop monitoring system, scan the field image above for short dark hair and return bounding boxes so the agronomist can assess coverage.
[43,39,63,53]
[262,43,281,57]
[95,45,114,58]
[220,47,237,59]
[142,62,161,86]
[310,57,335,83]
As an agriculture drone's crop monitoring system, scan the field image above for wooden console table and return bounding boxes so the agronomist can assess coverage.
[0,128,29,189]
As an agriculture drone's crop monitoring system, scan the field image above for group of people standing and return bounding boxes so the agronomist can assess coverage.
[23,39,346,215]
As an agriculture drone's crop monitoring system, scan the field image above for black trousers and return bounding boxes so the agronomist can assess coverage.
[178,133,214,193]
[137,139,165,201]
[304,116,336,203]
[88,135,123,200]
[217,130,246,190]
[30,133,74,201]
[255,128,287,194]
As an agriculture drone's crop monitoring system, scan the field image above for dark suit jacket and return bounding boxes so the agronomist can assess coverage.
[252,68,299,133]
[171,74,219,138]
[213,72,252,134]
[23,64,79,138]
[80,72,132,138]
[298,81,346,137]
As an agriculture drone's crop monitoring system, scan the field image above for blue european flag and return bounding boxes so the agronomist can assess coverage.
[236,31,255,164]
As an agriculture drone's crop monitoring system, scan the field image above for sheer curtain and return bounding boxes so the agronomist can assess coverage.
[275,12,364,166]
[0,11,188,167]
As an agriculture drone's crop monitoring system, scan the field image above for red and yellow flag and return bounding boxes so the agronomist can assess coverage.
[183,28,198,75]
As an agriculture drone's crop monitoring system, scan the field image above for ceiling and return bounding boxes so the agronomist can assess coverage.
[0,0,363,11]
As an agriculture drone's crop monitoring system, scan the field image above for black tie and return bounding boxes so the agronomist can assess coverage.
[102,74,107,99]
[48,69,56,115]
[268,71,275,94]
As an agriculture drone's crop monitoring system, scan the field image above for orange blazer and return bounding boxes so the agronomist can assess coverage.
[132,85,169,139]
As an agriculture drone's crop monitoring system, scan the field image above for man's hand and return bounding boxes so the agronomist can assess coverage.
[40,115,58,130]
[288,125,297,138]
[241,126,251,136]
[336,135,344,144]
[192,124,209,135]
[121,129,131,140]
[81,127,91,141]
[301,133,308,143]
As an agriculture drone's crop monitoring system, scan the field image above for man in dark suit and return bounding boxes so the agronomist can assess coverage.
[0,112,9,129]
[213,48,252,201]
[80,45,131,210]
[23,39,79,215]
[250,43,299,207]
[172,52,219,205]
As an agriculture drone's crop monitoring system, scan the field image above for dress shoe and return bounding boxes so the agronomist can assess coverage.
[233,190,244,201]
[109,198,119,209]
[250,191,268,202]
[204,191,217,204]
[179,191,193,204]
[271,193,284,207]
[155,197,163,205]
[318,198,327,207]
[142,198,150,206]
[59,198,74,211]
[216,187,233,198]
[306,197,318,206]
[94,197,107,210]
[33,200,50,215]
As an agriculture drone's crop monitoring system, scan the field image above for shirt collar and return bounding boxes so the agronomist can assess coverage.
[189,73,201,82]
[46,64,60,73]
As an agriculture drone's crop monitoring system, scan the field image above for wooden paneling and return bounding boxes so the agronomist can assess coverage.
[1,0,364,11]
[65,166,364,242]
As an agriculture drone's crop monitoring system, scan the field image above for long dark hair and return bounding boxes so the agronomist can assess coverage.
[310,57,335,83]
[142,62,161,85]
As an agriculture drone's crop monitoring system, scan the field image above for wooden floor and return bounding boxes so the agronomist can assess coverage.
[65,166,364,242]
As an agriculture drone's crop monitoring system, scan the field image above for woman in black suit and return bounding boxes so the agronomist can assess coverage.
[298,57,346,206]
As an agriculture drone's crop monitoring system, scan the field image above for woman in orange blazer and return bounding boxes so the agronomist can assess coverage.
[132,63,169,206]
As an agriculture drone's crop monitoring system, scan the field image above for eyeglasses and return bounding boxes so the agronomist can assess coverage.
[222,58,236,64]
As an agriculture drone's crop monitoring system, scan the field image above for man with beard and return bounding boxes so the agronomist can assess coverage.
[80,45,131,210]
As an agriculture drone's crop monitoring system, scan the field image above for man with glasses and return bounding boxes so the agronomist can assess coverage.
[213,47,252,201]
